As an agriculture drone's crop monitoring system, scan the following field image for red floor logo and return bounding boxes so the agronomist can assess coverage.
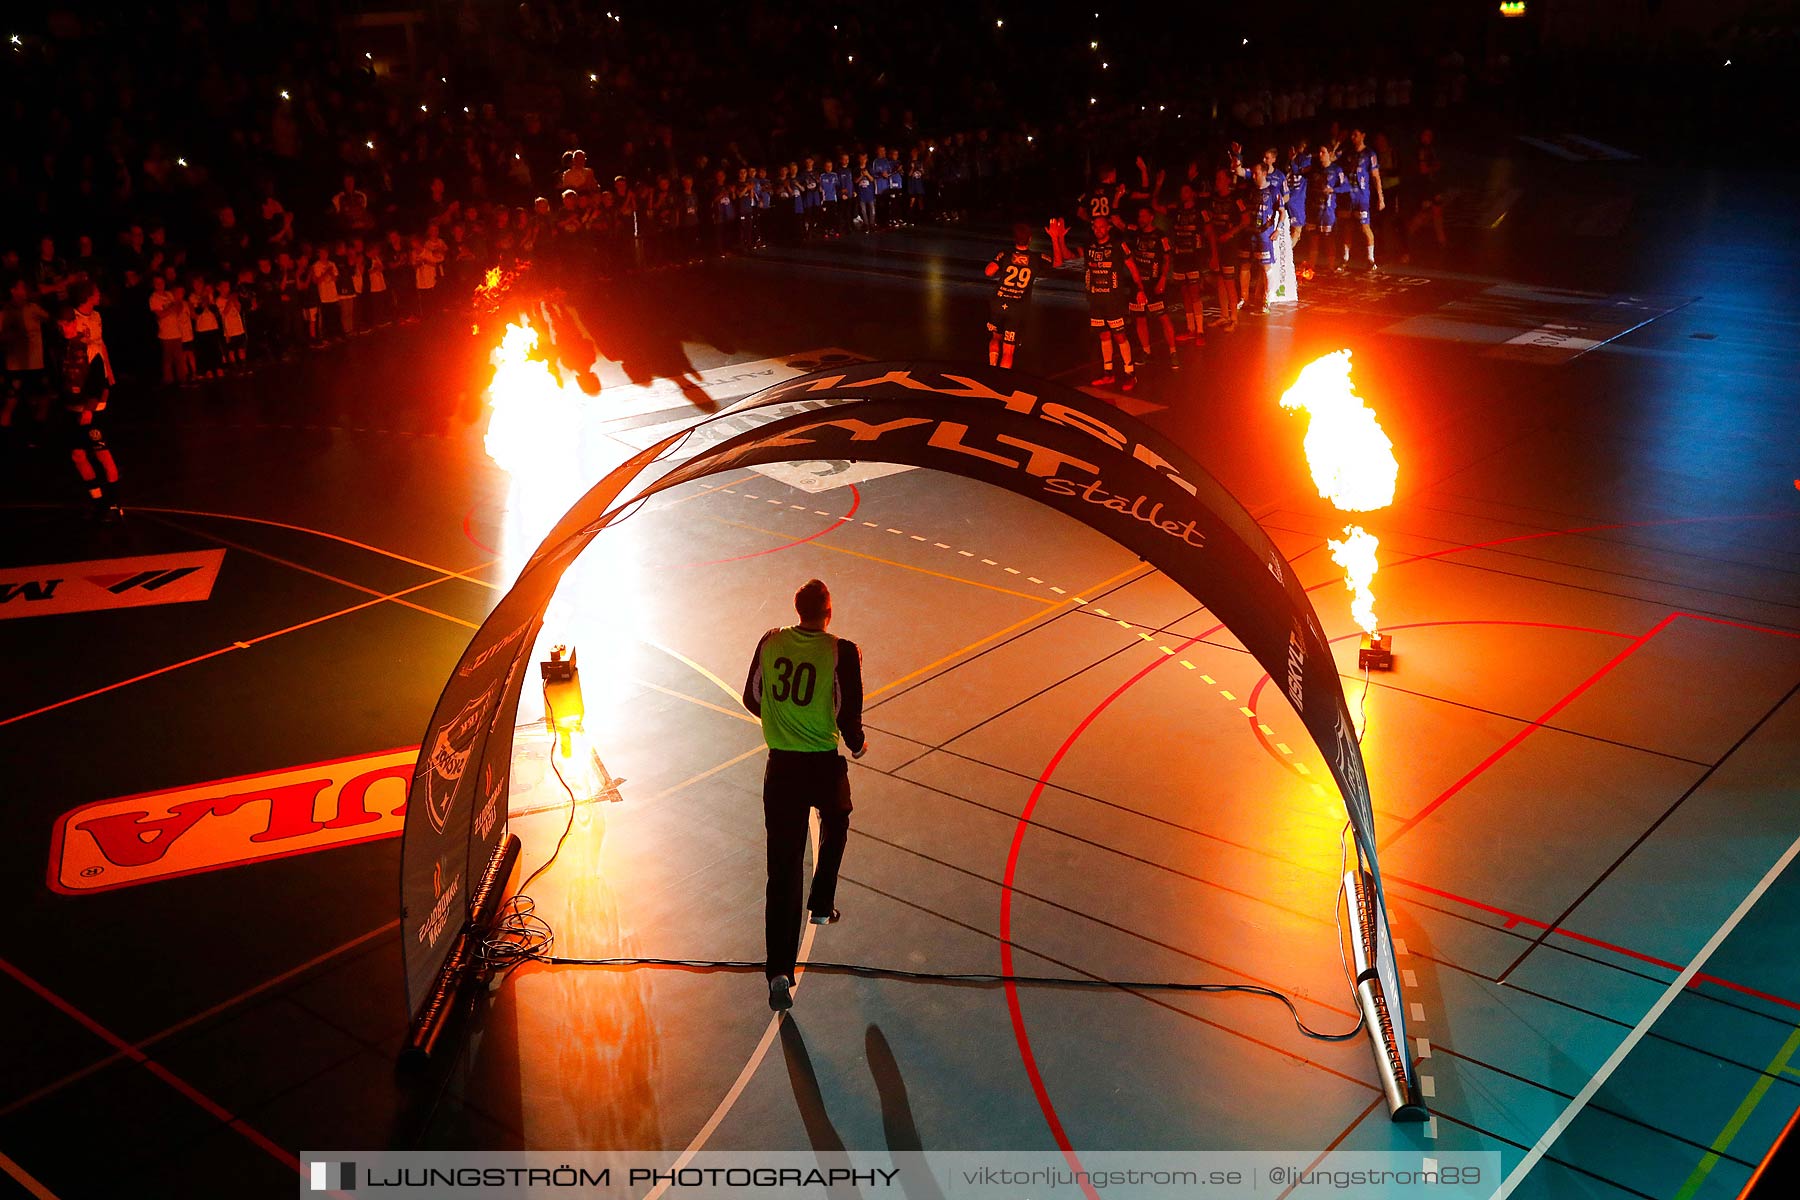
[49,748,417,893]
[0,549,225,620]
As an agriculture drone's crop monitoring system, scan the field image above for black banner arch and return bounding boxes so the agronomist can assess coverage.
[400,361,1426,1120]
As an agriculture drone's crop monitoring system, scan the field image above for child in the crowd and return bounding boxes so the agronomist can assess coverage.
[149,275,186,385]
[364,241,389,327]
[173,279,198,383]
[191,276,223,379]
[312,245,340,339]
[295,248,320,342]
[217,278,246,368]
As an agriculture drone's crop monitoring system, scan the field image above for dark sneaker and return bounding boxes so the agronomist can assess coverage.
[1090,373,1116,387]
[809,909,841,926]
[768,975,794,1012]
[1120,371,1137,392]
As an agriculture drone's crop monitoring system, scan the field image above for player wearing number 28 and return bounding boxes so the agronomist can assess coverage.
[741,578,868,1011]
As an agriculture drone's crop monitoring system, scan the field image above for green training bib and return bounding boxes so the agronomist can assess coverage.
[759,627,839,752]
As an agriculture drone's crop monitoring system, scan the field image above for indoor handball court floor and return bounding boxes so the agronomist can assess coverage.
[1,145,1797,1200]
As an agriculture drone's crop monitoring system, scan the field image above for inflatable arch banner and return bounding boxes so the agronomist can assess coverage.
[400,361,1427,1120]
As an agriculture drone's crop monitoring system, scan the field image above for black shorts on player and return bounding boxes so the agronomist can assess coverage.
[987,298,1020,344]
[1127,291,1165,315]
[1087,293,1127,330]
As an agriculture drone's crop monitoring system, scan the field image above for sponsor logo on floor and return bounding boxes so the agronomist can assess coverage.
[1516,133,1639,162]
[605,348,915,492]
[1381,285,1693,365]
[49,747,416,893]
[0,549,225,620]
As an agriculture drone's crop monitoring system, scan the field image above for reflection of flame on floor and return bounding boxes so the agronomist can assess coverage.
[1280,350,1398,635]
[477,773,664,1148]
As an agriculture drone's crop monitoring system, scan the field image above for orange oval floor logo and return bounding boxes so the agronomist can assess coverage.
[48,747,418,894]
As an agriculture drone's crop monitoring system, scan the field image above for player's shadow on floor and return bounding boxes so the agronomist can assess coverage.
[562,267,748,416]
[781,1019,863,1200]
[866,1025,947,1200]
[778,1020,948,1200]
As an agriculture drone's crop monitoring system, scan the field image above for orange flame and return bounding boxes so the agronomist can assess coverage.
[484,319,579,482]
[1280,350,1398,635]
[1278,350,1397,512]
[1328,525,1381,635]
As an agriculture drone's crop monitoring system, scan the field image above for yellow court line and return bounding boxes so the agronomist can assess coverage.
[638,744,767,804]
[638,638,745,707]
[867,561,1151,700]
[147,515,483,629]
[0,567,496,728]
[0,919,401,1120]
[705,515,1059,604]
[1673,1023,1800,1200]
[628,676,758,725]
[128,505,505,589]
[0,1151,60,1200]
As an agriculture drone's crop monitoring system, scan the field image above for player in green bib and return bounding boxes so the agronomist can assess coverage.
[741,578,867,1012]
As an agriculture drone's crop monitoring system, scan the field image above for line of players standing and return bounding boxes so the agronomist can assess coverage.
[984,129,1388,390]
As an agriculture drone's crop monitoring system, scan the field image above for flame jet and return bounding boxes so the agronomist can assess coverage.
[1278,350,1398,636]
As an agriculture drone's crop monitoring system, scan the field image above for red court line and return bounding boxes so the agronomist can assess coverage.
[0,955,299,1174]
[1243,618,1640,776]
[1387,876,1800,1015]
[1377,614,1678,848]
[1001,622,1221,1200]
[0,570,489,728]
[1392,512,1799,567]
[998,512,1799,1166]
[1674,611,1800,640]
[667,485,862,568]
[462,504,499,555]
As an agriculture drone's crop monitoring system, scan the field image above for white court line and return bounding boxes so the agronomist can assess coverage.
[1490,828,1800,1199]
[641,813,825,1200]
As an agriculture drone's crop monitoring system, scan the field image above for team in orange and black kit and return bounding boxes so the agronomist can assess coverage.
[983,219,1069,369]
[1081,217,1142,391]
[1166,184,1208,346]
[1128,205,1179,371]
[1205,168,1250,332]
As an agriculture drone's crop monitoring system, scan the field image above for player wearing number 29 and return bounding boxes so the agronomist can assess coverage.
[984,219,1069,369]
[741,578,868,1012]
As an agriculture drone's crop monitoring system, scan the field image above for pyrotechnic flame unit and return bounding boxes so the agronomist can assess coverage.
[539,646,624,804]
[1280,350,1399,671]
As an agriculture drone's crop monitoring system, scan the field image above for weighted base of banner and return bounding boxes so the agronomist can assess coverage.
[400,833,520,1068]
[1344,870,1430,1122]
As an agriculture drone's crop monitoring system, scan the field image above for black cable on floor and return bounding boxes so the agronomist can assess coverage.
[488,690,1368,1047]
[536,950,1364,1042]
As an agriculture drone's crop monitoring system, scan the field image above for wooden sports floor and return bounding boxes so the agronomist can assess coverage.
[1,148,1796,1199]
